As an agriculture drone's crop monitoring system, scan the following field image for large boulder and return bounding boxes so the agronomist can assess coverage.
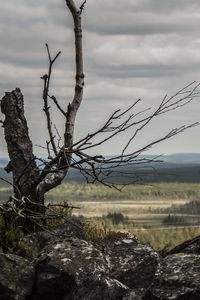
[122,288,147,300]
[25,218,86,255]
[168,235,200,255]
[0,253,34,300]
[1,219,200,300]
[33,237,129,300]
[145,253,200,300]
[97,232,160,289]
[31,231,160,300]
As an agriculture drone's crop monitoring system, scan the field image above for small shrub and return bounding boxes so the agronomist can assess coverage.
[0,217,26,256]
[162,214,188,226]
[46,201,73,228]
[103,212,128,225]
[0,201,74,259]
[83,220,115,242]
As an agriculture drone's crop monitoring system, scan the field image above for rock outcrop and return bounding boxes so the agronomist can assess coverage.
[0,253,34,300]
[144,253,200,300]
[1,219,200,300]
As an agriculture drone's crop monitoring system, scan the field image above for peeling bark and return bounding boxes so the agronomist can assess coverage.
[1,88,39,197]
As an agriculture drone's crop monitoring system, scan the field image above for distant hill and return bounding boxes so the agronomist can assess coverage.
[159,153,200,165]
[130,153,200,165]
[1,153,200,184]
[0,157,8,168]
[62,153,200,183]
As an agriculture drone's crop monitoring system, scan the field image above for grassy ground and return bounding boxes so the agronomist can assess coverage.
[110,222,200,251]
[83,217,200,251]
[133,226,200,251]
[47,182,200,202]
[1,181,200,251]
[46,182,200,227]
[48,182,200,250]
[2,182,200,226]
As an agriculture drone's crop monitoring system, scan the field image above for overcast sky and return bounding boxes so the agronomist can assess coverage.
[1,0,200,157]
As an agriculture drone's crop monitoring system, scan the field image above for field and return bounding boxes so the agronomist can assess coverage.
[47,182,200,250]
[1,181,200,250]
[46,182,200,225]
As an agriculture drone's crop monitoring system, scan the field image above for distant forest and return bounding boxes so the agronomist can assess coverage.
[1,153,200,184]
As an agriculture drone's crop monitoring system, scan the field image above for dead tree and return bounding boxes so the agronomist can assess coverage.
[0,0,199,230]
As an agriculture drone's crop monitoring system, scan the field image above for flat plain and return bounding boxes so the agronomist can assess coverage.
[1,181,200,250]
[46,182,200,222]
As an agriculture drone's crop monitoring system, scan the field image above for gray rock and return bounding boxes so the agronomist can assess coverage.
[25,218,86,256]
[0,253,34,300]
[2,221,200,300]
[145,253,200,300]
[99,232,160,289]
[34,237,128,300]
[33,231,160,299]
[66,275,129,300]
[122,288,146,300]
[168,235,200,255]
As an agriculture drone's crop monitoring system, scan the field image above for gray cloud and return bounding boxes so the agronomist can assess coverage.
[85,13,200,36]
[0,0,200,156]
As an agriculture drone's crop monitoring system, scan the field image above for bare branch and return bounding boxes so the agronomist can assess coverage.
[41,44,61,157]
[48,95,66,117]
[46,140,53,159]
[64,0,85,149]
[80,0,87,14]
[38,0,85,194]
[54,124,62,149]
[73,82,200,154]
[0,176,13,187]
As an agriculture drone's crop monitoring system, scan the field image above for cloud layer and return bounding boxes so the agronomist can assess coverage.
[0,0,200,156]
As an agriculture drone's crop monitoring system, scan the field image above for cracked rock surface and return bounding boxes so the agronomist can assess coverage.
[0,253,34,300]
[144,253,200,300]
[1,219,200,300]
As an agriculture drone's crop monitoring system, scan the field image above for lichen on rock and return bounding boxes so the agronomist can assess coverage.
[1,219,200,300]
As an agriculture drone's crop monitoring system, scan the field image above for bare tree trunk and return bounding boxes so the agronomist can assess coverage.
[1,88,39,197]
[0,1,85,230]
[0,88,44,230]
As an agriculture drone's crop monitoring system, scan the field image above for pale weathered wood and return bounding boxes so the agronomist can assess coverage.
[38,0,85,194]
[65,0,85,149]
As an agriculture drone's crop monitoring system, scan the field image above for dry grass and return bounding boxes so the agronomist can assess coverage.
[1,181,200,251]
[71,199,189,218]
[47,182,200,228]
[131,226,200,251]
[84,218,200,251]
